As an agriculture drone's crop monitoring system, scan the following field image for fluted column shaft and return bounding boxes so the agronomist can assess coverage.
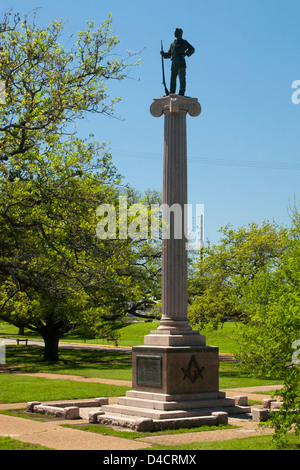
[150,94,201,332]
[162,109,188,323]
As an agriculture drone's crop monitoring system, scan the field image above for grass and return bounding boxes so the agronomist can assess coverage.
[3,343,132,368]
[73,425,299,450]
[0,373,130,403]
[63,422,235,440]
[64,321,245,355]
[0,436,51,450]
[2,344,133,381]
[0,320,282,406]
[1,344,282,388]
[219,362,282,389]
[0,320,240,353]
[0,319,289,451]
[0,430,299,451]
[0,408,44,421]
[146,433,300,451]
[0,348,281,407]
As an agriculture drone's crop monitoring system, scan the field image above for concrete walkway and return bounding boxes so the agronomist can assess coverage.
[0,412,152,450]
[0,337,132,354]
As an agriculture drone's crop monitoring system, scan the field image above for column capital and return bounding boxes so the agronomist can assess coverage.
[150,94,201,118]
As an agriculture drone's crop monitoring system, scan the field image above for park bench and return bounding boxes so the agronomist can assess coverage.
[16,338,28,345]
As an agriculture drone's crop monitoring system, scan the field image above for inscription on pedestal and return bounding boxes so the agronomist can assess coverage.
[136,355,162,387]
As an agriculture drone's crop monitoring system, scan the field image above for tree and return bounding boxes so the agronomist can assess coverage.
[0,137,154,360]
[123,189,162,319]
[188,222,287,329]
[0,9,140,162]
[234,213,300,445]
[0,10,161,361]
[189,217,300,445]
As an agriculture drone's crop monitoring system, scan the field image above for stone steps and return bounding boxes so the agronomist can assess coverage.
[95,412,227,432]
[116,395,236,411]
[125,390,226,401]
[101,389,251,420]
[101,402,251,420]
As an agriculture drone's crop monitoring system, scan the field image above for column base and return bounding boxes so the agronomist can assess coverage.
[144,320,206,347]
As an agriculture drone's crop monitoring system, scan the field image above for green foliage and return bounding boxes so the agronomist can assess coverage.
[0,10,161,361]
[0,9,139,161]
[235,212,300,445]
[189,215,300,445]
[264,368,300,448]
[188,221,286,328]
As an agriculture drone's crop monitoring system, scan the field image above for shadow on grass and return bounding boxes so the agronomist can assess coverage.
[2,345,132,371]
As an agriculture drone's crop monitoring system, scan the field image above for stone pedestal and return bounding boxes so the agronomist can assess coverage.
[101,95,250,424]
[132,346,219,395]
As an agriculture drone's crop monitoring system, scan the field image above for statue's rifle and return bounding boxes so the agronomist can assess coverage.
[161,40,169,96]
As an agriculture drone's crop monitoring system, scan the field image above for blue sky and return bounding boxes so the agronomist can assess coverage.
[2,0,300,245]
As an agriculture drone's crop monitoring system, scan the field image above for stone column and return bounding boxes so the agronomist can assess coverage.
[102,94,222,410]
[146,94,205,346]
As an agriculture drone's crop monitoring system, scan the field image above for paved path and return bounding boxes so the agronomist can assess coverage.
[16,372,132,387]
[0,406,276,451]
[0,337,132,354]
[0,412,152,450]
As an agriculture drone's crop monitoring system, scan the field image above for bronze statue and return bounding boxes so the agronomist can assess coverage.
[161,28,195,96]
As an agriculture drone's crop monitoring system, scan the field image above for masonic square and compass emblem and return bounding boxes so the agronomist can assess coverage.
[181,355,205,383]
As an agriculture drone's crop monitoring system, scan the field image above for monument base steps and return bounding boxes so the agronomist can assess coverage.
[94,412,228,432]
[100,343,250,427]
[101,390,251,420]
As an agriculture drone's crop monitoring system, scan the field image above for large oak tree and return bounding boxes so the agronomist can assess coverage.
[0,10,160,361]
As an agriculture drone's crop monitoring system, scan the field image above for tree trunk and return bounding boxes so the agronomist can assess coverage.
[42,331,60,362]
[18,326,25,335]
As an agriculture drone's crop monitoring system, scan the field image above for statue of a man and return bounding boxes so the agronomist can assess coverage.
[161,28,195,96]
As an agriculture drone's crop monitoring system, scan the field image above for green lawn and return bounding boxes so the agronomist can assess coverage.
[147,433,300,451]
[0,436,51,450]
[1,344,282,387]
[0,373,130,403]
[63,422,235,440]
[0,345,282,405]
[0,320,240,353]
[1,432,298,451]
[0,320,291,451]
[64,320,241,353]
[0,321,282,405]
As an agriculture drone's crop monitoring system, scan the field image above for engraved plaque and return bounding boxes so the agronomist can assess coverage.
[136,355,162,387]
